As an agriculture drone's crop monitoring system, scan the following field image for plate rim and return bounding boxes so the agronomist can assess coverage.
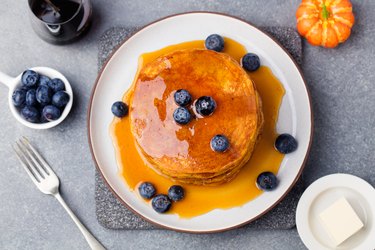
[87,11,314,233]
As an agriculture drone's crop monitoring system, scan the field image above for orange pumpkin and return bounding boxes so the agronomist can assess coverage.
[296,0,355,48]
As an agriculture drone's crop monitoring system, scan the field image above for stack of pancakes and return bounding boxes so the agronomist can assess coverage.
[129,49,263,185]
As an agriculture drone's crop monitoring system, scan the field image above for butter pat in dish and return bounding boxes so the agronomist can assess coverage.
[319,197,364,246]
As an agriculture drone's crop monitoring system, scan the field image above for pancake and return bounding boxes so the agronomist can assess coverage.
[129,49,263,185]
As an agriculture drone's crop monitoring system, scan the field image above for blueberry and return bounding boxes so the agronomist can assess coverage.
[195,96,216,116]
[210,134,229,152]
[256,172,278,191]
[275,134,298,154]
[168,185,185,201]
[36,85,53,106]
[173,107,191,125]
[48,78,65,92]
[21,70,39,88]
[42,105,61,121]
[241,53,261,72]
[21,106,39,123]
[111,101,128,118]
[52,91,70,108]
[174,89,192,107]
[151,194,172,213]
[25,89,38,107]
[40,113,49,123]
[205,34,224,52]
[12,88,26,107]
[38,75,51,87]
[138,182,156,199]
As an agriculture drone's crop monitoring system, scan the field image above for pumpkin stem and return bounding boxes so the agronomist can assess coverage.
[322,2,330,20]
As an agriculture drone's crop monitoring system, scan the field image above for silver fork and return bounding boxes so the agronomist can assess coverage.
[13,137,105,250]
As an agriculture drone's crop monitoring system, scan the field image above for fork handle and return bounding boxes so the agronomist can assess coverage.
[54,193,106,250]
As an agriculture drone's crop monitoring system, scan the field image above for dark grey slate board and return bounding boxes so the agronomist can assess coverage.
[95,26,304,230]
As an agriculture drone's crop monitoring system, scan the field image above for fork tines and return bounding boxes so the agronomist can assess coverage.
[13,137,51,183]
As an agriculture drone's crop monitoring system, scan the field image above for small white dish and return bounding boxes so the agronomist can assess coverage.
[0,67,73,129]
[296,174,375,250]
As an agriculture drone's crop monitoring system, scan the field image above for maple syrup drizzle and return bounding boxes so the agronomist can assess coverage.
[110,38,285,218]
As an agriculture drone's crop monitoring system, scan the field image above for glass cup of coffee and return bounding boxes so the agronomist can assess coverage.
[28,0,92,45]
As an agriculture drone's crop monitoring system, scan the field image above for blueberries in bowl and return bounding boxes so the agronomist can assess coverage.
[275,134,298,154]
[26,89,38,107]
[138,182,156,199]
[174,89,192,107]
[205,34,224,52]
[195,96,216,116]
[210,134,229,152]
[36,85,53,106]
[241,53,261,72]
[151,194,172,213]
[111,101,129,118]
[52,91,70,108]
[256,172,278,191]
[11,69,71,125]
[48,78,65,92]
[173,107,191,125]
[21,70,39,88]
[12,88,26,107]
[21,106,40,123]
[168,185,185,201]
[38,75,51,87]
[42,105,61,121]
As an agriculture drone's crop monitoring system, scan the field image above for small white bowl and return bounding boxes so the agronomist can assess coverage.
[0,67,73,129]
[296,174,375,250]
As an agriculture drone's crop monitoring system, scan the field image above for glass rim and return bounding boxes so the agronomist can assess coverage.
[28,0,83,25]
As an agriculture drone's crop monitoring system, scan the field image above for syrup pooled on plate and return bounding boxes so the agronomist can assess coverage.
[110,38,285,218]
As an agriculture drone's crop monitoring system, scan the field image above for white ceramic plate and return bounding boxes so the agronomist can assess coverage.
[296,174,375,250]
[88,12,313,232]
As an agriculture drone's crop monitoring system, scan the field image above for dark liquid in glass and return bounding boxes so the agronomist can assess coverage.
[34,0,80,24]
[29,0,92,44]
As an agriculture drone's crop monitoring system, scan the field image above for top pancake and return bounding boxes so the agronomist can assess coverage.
[129,49,263,185]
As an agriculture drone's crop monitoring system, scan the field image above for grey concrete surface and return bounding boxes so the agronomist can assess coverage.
[0,0,373,249]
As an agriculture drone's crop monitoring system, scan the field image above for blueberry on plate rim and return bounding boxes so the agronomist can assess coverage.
[21,70,39,88]
[174,89,192,107]
[275,133,298,154]
[111,101,129,118]
[138,182,156,199]
[241,53,261,72]
[256,172,278,191]
[168,185,185,201]
[12,88,26,107]
[42,105,61,121]
[21,106,40,123]
[210,134,230,152]
[205,34,225,52]
[151,194,172,213]
[195,96,216,116]
[173,107,191,125]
